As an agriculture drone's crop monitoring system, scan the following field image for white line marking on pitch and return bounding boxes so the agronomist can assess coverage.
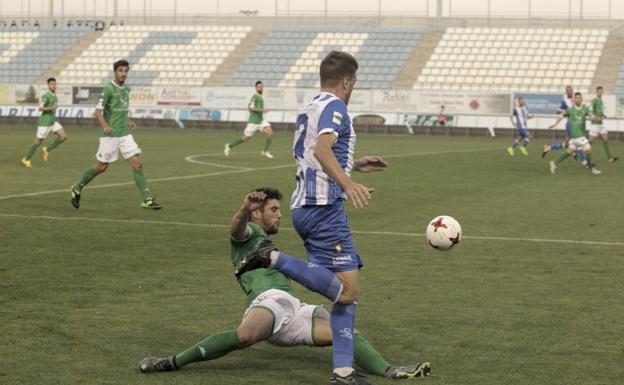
[0,146,497,201]
[184,154,253,170]
[1,213,622,247]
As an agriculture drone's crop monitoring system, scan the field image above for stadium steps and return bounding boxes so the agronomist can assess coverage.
[203,28,270,87]
[392,31,442,89]
[35,31,103,84]
[590,35,624,93]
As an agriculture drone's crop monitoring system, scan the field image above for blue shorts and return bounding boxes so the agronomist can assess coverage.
[291,200,363,272]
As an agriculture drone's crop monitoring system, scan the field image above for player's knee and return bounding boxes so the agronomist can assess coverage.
[236,327,261,346]
[242,136,250,142]
[338,288,359,304]
[95,163,108,173]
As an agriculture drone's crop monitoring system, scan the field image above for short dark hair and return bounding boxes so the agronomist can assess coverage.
[47,77,56,84]
[255,80,262,86]
[596,86,603,91]
[113,59,129,71]
[574,92,582,97]
[320,51,358,88]
[250,187,283,210]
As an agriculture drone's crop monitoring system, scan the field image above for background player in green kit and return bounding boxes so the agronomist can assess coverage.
[589,86,618,164]
[70,60,161,210]
[224,80,275,158]
[139,188,430,380]
[21,77,67,168]
[548,92,601,175]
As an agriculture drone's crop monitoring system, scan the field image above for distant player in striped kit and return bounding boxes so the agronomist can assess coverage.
[506,97,534,156]
[589,86,618,163]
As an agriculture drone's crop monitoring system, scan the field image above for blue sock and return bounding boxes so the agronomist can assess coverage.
[331,303,356,370]
[550,142,564,150]
[511,140,519,149]
[576,150,586,161]
[523,139,529,147]
[274,252,343,302]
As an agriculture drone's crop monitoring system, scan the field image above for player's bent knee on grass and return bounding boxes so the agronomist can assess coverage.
[236,307,274,346]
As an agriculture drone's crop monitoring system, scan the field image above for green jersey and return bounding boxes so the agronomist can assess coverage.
[38,90,57,127]
[591,97,605,124]
[248,93,264,124]
[97,81,130,137]
[231,222,293,307]
[563,105,591,139]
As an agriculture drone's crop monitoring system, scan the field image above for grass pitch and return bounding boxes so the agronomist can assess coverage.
[2,125,623,385]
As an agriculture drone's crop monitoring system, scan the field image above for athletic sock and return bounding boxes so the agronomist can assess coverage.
[228,138,245,148]
[511,140,519,149]
[263,137,272,152]
[586,152,593,167]
[550,142,564,150]
[273,252,343,302]
[25,143,39,161]
[133,169,151,201]
[46,137,64,152]
[603,142,612,158]
[331,303,356,370]
[353,333,391,376]
[554,151,570,165]
[75,167,99,191]
[174,330,243,368]
[523,139,529,147]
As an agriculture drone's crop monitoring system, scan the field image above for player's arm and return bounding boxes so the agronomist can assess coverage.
[548,114,565,129]
[509,114,516,128]
[230,191,266,241]
[314,133,372,209]
[128,118,137,131]
[95,88,113,134]
[248,97,267,113]
[38,94,56,112]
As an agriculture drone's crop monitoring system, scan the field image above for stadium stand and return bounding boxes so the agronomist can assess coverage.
[0,26,88,84]
[414,27,608,94]
[225,26,424,89]
[614,58,624,97]
[59,25,252,86]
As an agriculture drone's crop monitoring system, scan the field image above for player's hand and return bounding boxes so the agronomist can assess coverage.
[242,191,267,213]
[344,181,374,209]
[129,120,137,131]
[103,126,114,134]
[353,156,389,173]
[548,124,556,129]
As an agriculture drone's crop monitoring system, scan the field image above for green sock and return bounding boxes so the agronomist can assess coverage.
[25,143,39,161]
[554,151,570,165]
[228,138,245,148]
[263,137,272,152]
[174,330,243,368]
[353,333,391,377]
[585,152,593,167]
[75,168,99,191]
[133,170,151,201]
[46,137,64,152]
[603,142,612,158]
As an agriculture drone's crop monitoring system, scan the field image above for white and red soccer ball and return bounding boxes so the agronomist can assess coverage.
[426,215,462,250]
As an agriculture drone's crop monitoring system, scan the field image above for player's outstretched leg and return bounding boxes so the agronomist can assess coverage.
[139,356,177,373]
[520,138,529,155]
[22,141,41,167]
[71,165,106,209]
[224,137,245,156]
[43,135,66,160]
[260,127,274,159]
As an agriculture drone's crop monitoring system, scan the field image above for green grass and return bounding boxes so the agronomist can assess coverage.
[2,125,624,385]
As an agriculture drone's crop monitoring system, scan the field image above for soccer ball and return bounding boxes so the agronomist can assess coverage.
[426,215,462,250]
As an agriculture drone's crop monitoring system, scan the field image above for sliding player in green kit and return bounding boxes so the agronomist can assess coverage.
[548,92,601,175]
[139,188,431,381]
[70,60,161,210]
[21,77,67,168]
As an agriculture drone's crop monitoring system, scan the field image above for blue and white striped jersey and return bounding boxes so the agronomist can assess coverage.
[290,92,356,209]
[512,105,529,129]
[558,95,574,130]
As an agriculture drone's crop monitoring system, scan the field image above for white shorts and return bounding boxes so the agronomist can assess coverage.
[36,121,63,139]
[244,289,329,347]
[568,136,591,152]
[589,124,607,138]
[96,134,142,163]
[243,120,271,137]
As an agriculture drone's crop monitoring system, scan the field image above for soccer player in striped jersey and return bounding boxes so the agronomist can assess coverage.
[589,86,618,163]
[70,60,161,210]
[21,77,67,168]
[139,188,430,380]
[235,51,389,385]
[548,92,601,175]
[506,97,534,156]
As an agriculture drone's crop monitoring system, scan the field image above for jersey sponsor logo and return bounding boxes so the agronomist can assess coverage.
[339,328,353,340]
[332,111,343,125]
